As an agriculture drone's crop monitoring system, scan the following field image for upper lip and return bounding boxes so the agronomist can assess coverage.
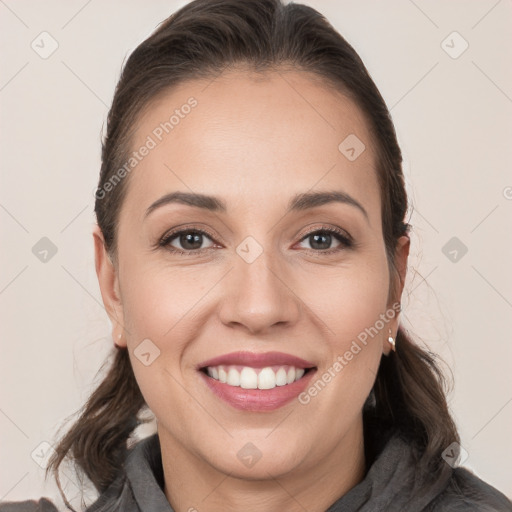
[197,351,316,370]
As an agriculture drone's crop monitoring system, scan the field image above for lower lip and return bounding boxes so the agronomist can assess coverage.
[199,369,317,411]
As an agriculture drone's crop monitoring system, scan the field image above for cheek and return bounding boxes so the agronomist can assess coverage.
[298,253,390,405]
[117,256,224,397]
[120,253,216,340]
[300,256,391,347]
[119,263,202,434]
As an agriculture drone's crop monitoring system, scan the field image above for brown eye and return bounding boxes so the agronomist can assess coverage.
[307,232,336,250]
[160,229,216,254]
[297,227,353,253]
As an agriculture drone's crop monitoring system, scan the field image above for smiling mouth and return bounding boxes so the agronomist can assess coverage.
[200,364,316,390]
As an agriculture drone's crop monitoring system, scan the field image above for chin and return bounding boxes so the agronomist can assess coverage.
[204,432,310,480]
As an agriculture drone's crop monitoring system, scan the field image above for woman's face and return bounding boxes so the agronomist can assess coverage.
[95,69,409,481]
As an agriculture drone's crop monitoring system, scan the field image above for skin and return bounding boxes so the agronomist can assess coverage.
[94,68,409,512]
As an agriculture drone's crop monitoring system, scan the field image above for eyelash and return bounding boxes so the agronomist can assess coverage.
[158,225,354,256]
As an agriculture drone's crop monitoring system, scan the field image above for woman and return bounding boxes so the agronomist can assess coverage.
[2,0,511,510]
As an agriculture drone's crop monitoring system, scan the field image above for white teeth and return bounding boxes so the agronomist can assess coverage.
[258,367,276,389]
[240,367,258,389]
[227,367,240,386]
[204,364,310,389]
[275,367,287,386]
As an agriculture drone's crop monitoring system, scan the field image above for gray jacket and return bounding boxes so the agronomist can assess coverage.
[1,432,511,511]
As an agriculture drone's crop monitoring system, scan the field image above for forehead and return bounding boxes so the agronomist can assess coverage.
[123,69,381,225]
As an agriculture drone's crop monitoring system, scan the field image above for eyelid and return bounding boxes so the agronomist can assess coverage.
[297,224,353,244]
[294,225,354,254]
[158,225,220,252]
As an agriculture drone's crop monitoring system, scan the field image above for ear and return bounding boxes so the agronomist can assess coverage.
[383,235,410,354]
[393,235,410,300]
[93,224,126,347]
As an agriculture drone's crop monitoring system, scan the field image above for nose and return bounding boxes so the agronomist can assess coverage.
[218,248,301,335]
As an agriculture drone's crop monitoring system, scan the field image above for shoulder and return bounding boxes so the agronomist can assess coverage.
[428,466,512,511]
[0,477,136,512]
[0,499,58,512]
[0,436,161,512]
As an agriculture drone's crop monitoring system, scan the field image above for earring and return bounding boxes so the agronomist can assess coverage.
[388,328,396,352]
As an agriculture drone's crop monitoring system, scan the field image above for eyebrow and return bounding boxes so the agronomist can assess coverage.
[144,190,369,222]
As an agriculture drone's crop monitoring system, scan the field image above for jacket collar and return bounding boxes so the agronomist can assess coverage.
[119,430,453,512]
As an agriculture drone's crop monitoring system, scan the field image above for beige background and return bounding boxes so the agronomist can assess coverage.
[1,0,511,507]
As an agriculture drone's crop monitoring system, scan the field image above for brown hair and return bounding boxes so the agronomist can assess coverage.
[48,0,459,504]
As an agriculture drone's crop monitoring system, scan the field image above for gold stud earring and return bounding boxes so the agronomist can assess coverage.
[388,328,396,352]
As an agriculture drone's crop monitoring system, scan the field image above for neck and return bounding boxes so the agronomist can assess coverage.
[159,418,367,512]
